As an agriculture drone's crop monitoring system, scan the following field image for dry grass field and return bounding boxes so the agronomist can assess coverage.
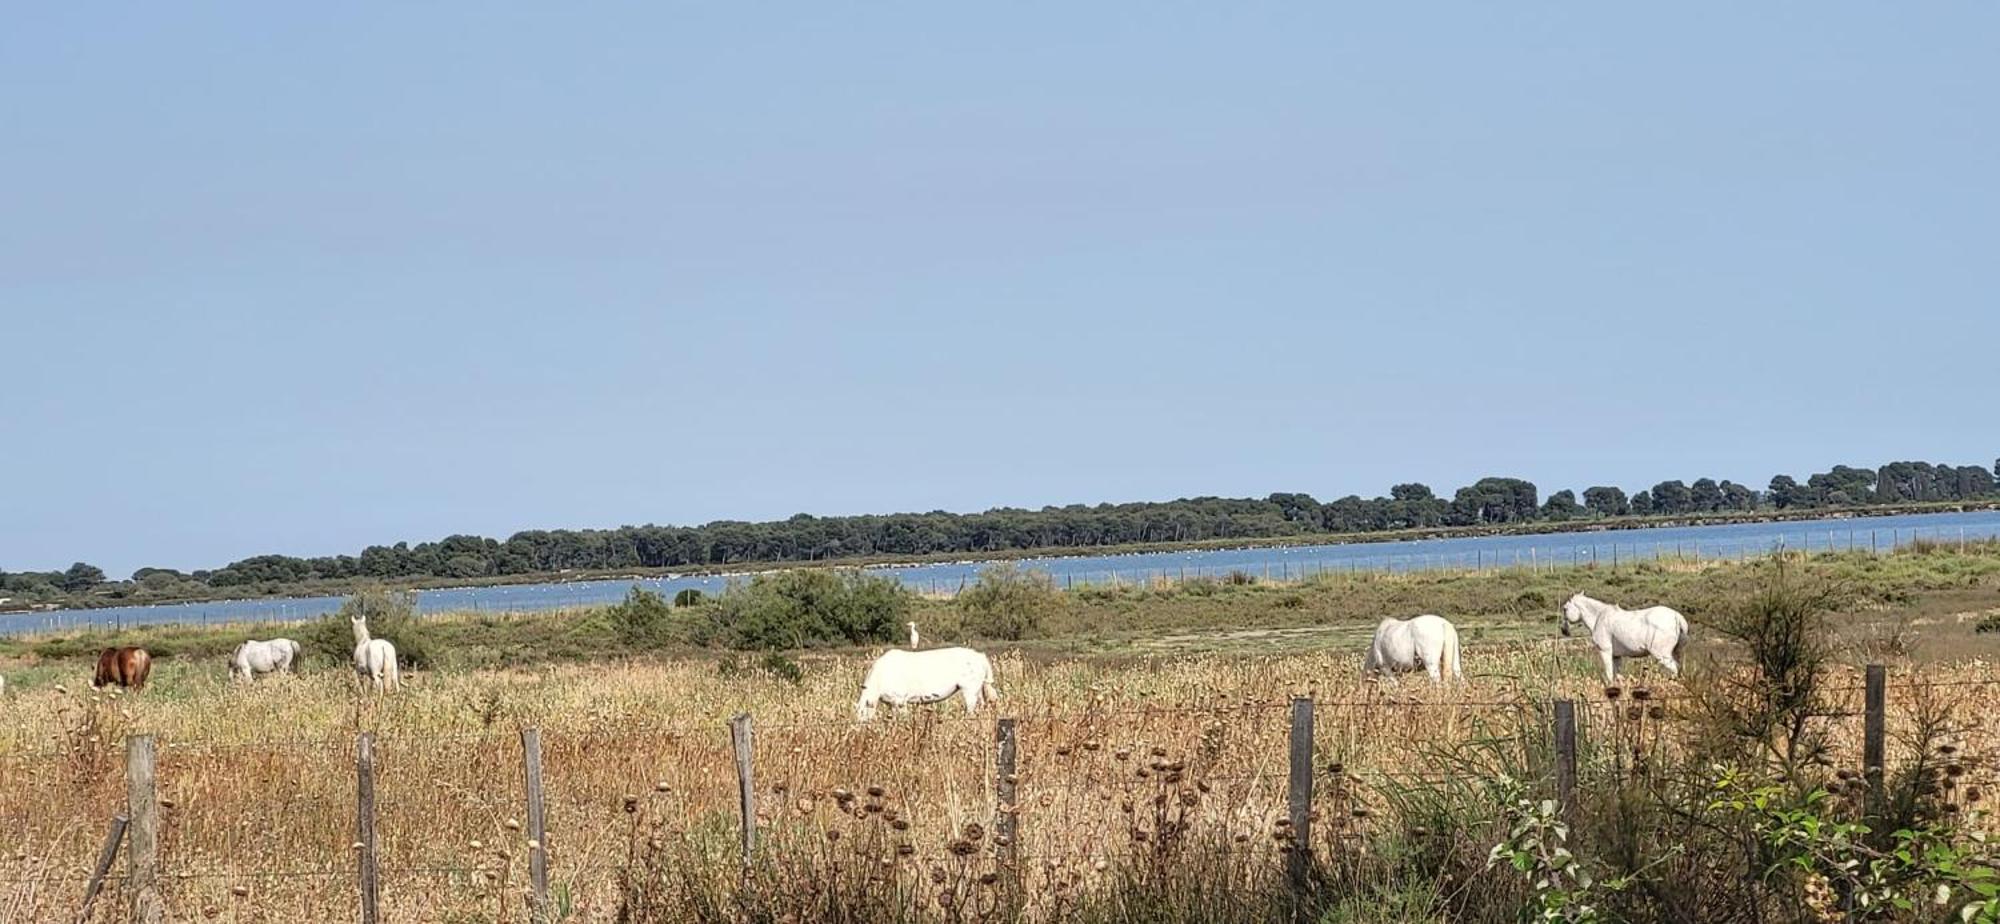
[3,648,1996,923]
[4,548,2000,922]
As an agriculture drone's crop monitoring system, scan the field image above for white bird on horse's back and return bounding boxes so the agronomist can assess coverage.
[854,646,996,721]
[1363,614,1463,684]
[1561,593,1689,682]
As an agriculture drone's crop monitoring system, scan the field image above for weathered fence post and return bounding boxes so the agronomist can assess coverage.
[1864,664,1886,809]
[1553,700,1578,823]
[729,713,755,864]
[1285,696,1316,908]
[75,814,128,924]
[356,733,380,924]
[126,735,163,924]
[994,718,1019,866]
[521,728,550,922]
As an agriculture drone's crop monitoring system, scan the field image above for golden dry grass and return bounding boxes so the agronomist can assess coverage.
[3,639,1997,923]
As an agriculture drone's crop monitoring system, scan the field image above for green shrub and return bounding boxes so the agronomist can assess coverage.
[714,652,807,684]
[672,587,706,608]
[757,652,804,684]
[704,570,910,650]
[606,587,675,646]
[1977,613,2000,634]
[1180,576,1218,597]
[301,588,436,670]
[956,564,1063,641]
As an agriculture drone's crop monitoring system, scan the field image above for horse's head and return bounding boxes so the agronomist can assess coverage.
[1559,594,1585,636]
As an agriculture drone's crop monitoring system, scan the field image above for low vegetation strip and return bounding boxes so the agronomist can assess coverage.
[7,541,2000,676]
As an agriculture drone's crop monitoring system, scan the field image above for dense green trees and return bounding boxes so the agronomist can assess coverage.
[6,455,1998,610]
[1540,490,1581,521]
[1582,486,1629,517]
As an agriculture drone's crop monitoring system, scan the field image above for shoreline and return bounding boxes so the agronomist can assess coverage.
[12,499,1999,616]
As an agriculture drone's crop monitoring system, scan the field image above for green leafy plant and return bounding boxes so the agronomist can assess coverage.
[302,587,435,669]
[605,587,675,646]
[956,563,1063,641]
[1486,776,1624,923]
[1711,769,2000,922]
[703,569,910,650]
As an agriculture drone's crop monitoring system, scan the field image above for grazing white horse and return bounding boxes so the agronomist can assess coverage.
[231,638,302,681]
[1561,593,1689,682]
[350,614,401,693]
[1362,614,1463,683]
[855,647,996,721]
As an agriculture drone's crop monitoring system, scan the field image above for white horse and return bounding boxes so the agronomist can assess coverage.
[350,614,401,693]
[1561,593,1689,682]
[231,638,302,681]
[1362,614,1463,683]
[855,647,996,720]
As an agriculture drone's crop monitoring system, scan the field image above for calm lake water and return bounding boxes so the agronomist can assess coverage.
[8,509,1999,637]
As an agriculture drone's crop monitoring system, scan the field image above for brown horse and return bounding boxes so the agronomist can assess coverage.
[93,647,152,690]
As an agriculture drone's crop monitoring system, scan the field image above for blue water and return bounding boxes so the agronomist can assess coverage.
[7,509,1998,637]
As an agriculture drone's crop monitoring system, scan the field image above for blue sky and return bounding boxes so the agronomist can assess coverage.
[4,5,1996,577]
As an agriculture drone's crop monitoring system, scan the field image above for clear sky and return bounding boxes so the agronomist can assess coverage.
[4,5,1996,577]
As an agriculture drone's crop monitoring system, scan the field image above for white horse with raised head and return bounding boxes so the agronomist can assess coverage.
[231,638,302,681]
[1561,593,1689,682]
[855,646,996,721]
[350,614,401,693]
[1363,614,1463,683]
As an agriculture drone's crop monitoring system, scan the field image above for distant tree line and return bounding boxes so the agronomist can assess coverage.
[4,456,1995,608]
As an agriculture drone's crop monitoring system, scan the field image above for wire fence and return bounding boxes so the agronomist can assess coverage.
[5,674,1999,922]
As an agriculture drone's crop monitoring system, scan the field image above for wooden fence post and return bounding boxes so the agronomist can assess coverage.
[1285,696,1316,907]
[1553,700,1578,823]
[1864,664,1886,810]
[994,718,1019,866]
[729,713,755,864]
[75,814,128,924]
[126,735,163,924]
[356,733,380,924]
[521,728,550,922]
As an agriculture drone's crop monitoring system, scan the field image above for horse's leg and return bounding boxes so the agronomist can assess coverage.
[962,684,981,716]
[1601,650,1619,684]
[1655,648,1681,677]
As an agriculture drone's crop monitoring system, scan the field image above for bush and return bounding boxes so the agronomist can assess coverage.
[956,564,1063,641]
[672,587,706,608]
[715,652,806,684]
[606,587,675,646]
[301,588,436,670]
[1977,613,2000,634]
[704,570,910,650]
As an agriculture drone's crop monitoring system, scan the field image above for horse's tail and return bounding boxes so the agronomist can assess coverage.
[384,651,401,692]
[1673,612,1691,661]
[980,656,1000,703]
